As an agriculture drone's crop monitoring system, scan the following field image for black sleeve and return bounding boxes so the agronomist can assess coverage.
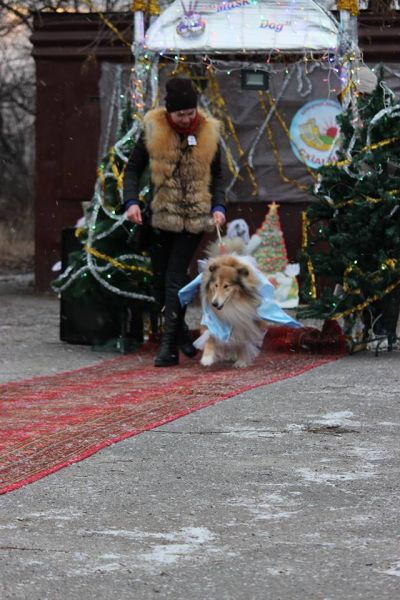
[122,133,149,207]
[209,144,226,209]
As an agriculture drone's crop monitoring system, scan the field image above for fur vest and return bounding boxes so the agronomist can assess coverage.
[143,107,220,234]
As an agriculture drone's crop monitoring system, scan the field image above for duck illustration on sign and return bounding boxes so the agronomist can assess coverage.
[290,99,342,168]
[299,118,338,151]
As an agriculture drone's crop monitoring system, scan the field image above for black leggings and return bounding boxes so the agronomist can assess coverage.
[149,228,202,309]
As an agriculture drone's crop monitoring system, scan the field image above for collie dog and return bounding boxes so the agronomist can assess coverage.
[199,254,266,368]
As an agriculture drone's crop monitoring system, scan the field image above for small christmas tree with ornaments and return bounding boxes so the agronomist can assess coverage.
[51,96,156,351]
[253,202,299,309]
[253,202,287,273]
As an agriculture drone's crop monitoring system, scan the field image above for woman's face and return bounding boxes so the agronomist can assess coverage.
[169,108,197,128]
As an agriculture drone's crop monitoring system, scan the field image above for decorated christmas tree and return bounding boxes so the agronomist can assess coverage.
[51,37,161,349]
[300,73,400,349]
[253,202,299,308]
[253,202,288,273]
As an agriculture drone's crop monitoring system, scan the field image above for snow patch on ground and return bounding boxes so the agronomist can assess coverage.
[141,527,215,566]
[285,411,361,435]
[297,466,374,484]
[68,527,219,574]
[311,410,360,427]
[382,560,400,577]
[25,509,82,521]
[286,423,305,433]
[229,492,300,521]
[348,446,388,461]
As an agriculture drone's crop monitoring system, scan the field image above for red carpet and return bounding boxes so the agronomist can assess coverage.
[0,345,341,495]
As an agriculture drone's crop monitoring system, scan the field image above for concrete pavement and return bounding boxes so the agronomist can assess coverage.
[1,274,399,600]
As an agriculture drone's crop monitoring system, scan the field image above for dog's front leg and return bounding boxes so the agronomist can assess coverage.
[200,337,216,367]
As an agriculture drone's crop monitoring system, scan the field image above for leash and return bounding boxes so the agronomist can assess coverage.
[215,222,225,255]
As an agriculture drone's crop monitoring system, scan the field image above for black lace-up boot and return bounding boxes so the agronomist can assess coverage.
[154,325,179,366]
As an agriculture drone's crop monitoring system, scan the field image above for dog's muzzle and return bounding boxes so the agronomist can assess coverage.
[212,300,224,310]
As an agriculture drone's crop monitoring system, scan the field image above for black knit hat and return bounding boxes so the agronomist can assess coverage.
[165,77,198,113]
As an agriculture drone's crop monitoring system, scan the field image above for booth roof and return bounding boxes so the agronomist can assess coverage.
[145,0,338,54]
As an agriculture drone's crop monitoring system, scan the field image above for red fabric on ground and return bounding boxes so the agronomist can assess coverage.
[0,345,342,495]
[265,320,348,355]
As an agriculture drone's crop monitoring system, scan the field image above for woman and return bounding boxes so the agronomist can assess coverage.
[123,76,226,366]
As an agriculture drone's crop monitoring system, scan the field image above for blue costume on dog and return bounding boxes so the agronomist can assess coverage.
[178,257,302,344]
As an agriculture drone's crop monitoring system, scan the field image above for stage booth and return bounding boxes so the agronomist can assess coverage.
[142,0,340,258]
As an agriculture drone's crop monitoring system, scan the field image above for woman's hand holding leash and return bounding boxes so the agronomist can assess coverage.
[126,204,142,225]
[213,210,226,227]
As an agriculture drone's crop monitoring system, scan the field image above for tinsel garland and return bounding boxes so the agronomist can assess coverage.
[264,92,318,182]
[301,212,317,299]
[332,279,400,321]
[84,245,153,276]
[84,201,155,302]
[97,164,123,211]
[207,71,258,196]
[342,259,399,296]
[325,136,400,169]
[337,77,355,106]
[366,105,400,147]
[342,265,362,295]
[334,189,400,210]
[78,212,128,243]
[264,122,308,192]
[337,0,359,17]
[248,68,294,170]
[132,0,146,12]
[258,92,308,192]
[148,0,160,17]
[110,147,126,190]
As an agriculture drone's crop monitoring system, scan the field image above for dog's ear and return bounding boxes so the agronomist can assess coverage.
[208,263,218,273]
[237,266,249,278]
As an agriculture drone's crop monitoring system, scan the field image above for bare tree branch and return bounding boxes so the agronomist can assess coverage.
[0,0,143,216]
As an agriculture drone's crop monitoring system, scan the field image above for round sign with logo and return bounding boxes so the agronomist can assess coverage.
[289,99,342,169]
